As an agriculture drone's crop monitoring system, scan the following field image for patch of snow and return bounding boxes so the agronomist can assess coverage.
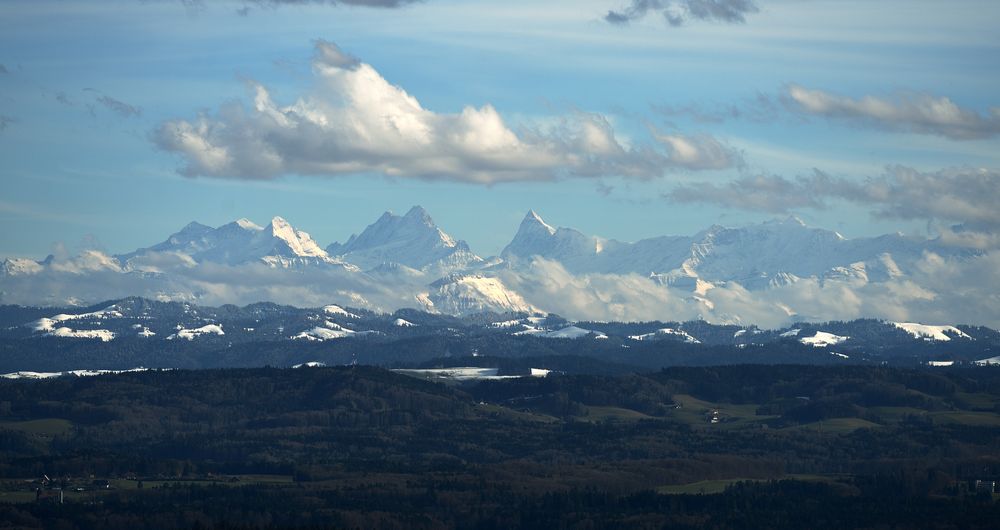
[292,326,353,341]
[800,331,849,348]
[491,319,523,328]
[628,328,700,344]
[892,322,971,342]
[830,352,849,359]
[927,361,954,367]
[323,305,361,319]
[530,368,551,377]
[393,367,521,381]
[1,367,150,379]
[974,356,1000,366]
[292,361,327,368]
[47,327,116,341]
[543,326,608,339]
[393,318,416,327]
[167,324,224,341]
[512,326,547,336]
[780,329,801,338]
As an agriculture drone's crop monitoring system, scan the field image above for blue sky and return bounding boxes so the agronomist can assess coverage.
[1,0,999,259]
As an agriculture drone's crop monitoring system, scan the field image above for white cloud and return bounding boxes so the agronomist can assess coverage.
[4,250,1000,328]
[155,40,735,184]
[785,84,1000,140]
[655,133,743,170]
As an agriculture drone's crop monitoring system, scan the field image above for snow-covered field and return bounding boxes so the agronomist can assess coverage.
[892,322,971,341]
[800,331,849,348]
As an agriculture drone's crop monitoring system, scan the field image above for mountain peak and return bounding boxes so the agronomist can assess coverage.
[219,218,263,232]
[269,216,290,230]
[326,207,480,271]
[263,217,325,258]
[180,221,213,234]
[521,210,556,235]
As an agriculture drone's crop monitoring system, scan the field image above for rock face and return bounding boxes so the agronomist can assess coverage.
[327,206,483,272]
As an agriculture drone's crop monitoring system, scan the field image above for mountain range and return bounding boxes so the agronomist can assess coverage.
[0,206,985,327]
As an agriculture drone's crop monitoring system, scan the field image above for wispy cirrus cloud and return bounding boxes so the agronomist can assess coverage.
[606,0,759,27]
[95,95,142,118]
[784,84,1000,140]
[155,40,738,184]
[666,166,1000,248]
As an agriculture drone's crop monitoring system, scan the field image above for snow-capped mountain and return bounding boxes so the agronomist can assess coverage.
[2,257,44,276]
[500,211,966,291]
[327,206,483,273]
[0,206,990,327]
[118,216,355,270]
[421,274,535,315]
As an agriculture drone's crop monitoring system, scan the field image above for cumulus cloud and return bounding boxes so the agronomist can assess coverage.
[606,0,759,27]
[667,166,1000,248]
[784,84,1000,140]
[155,40,733,183]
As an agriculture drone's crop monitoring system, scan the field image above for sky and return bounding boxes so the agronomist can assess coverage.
[1,0,999,260]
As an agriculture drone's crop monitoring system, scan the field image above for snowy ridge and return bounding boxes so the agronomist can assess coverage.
[425,274,535,315]
[800,331,849,348]
[1,367,150,380]
[324,305,361,319]
[628,328,700,344]
[892,322,971,341]
[30,306,123,342]
[542,326,608,340]
[167,324,225,341]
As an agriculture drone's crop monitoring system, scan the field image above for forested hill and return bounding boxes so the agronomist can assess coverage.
[1,297,999,373]
[1,365,999,528]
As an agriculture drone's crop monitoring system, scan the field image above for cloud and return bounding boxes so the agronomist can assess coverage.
[666,173,825,213]
[0,115,13,132]
[655,133,743,170]
[4,247,1000,328]
[96,95,142,118]
[667,166,1000,248]
[784,84,1000,140]
[241,0,421,8]
[499,258,696,322]
[492,254,1000,328]
[155,40,734,184]
[656,93,781,124]
[606,0,759,27]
